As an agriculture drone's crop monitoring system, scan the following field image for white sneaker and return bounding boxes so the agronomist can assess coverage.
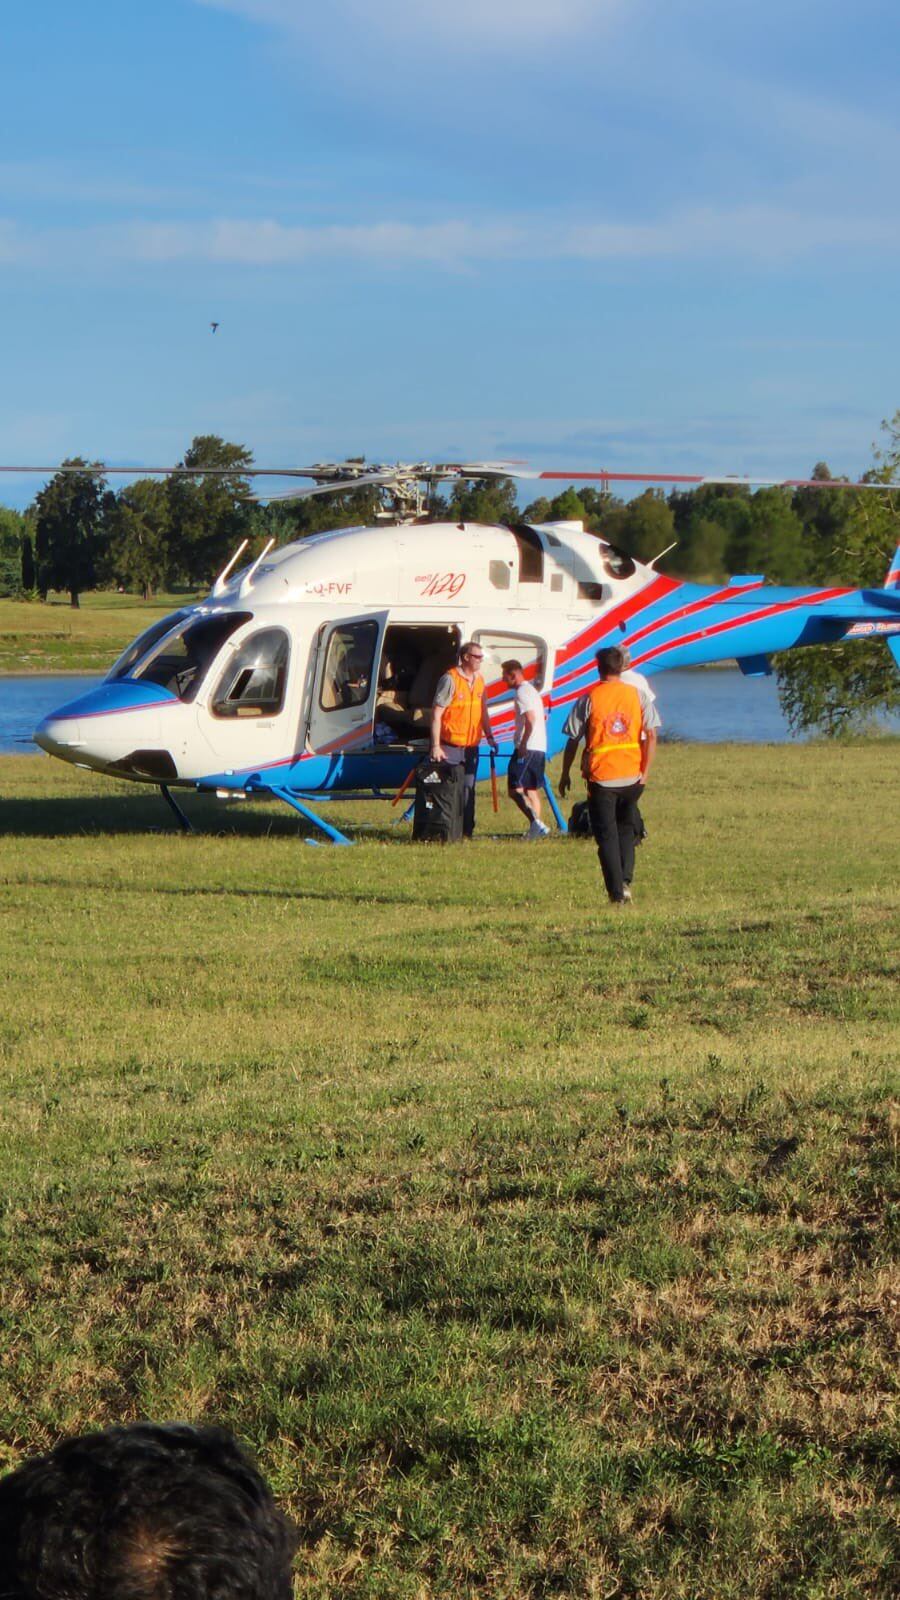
[526,819,550,840]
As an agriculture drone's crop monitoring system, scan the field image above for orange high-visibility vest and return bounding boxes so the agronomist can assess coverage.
[440,667,485,747]
[583,679,643,783]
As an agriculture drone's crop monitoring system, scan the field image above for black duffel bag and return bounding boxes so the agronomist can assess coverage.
[412,759,465,843]
[568,796,647,843]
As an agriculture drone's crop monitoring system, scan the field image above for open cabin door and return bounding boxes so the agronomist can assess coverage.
[306,611,389,755]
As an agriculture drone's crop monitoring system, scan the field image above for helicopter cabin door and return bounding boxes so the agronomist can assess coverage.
[306,612,389,755]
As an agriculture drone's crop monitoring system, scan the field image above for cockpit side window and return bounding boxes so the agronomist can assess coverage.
[211,627,290,718]
[106,609,191,682]
[132,612,252,702]
[601,545,636,580]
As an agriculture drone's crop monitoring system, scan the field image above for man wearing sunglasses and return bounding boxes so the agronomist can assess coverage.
[430,641,498,838]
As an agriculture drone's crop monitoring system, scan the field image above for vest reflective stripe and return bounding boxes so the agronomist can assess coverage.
[441,668,485,748]
[583,680,643,783]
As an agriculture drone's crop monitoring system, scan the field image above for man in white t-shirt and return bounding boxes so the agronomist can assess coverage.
[621,648,657,703]
[501,660,550,839]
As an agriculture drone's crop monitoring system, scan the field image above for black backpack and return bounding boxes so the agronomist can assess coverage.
[568,796,647,843]
[568,799,592,837]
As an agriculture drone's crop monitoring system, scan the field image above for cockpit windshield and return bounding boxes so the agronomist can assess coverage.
[106,609,192,683]
[128,612,253,702]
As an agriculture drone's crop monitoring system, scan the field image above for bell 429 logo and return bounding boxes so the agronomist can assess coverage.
[416,572,467,597]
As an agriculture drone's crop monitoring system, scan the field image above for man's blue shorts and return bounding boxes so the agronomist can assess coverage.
[508,750,546,791]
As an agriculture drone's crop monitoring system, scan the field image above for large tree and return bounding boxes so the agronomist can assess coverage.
[776,418,900,734]
[270,484,384,540]
[0,507,28,597]
[105,478,175,599]
[0,506,26,562]
[33,460,112,606]
[165,435,254,587]
[447,476,518,526]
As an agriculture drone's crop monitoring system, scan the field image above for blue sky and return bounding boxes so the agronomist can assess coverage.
[2,0,899,507]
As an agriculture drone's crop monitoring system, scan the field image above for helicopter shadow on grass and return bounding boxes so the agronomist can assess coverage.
[0,789,373,841]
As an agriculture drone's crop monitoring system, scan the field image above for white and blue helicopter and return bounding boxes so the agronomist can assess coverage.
[9,457,900,844]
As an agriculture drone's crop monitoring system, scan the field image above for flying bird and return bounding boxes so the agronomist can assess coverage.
[210,321,219,333]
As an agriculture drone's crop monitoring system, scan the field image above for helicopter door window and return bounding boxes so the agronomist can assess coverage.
[211,627,290,718]
[320,620,378,712]
[132,612,252,702]
[473,631,546,692]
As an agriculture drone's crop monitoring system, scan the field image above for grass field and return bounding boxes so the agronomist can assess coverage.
[0,744,897,1597]
[0,592,191,674]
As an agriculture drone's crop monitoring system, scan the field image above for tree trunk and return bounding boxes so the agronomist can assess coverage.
[70,590,80,608]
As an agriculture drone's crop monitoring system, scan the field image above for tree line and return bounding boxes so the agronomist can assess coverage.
[1,421,898,734]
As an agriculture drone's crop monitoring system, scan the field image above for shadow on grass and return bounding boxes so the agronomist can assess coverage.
[0,791,386,841]
[0,792,533,847]
[8,873,443,906]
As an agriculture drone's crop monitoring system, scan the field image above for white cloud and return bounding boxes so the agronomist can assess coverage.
[1,203,895,271]
[194,0,613,50]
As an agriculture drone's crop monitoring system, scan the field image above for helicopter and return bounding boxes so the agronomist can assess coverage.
[5,456,900,844]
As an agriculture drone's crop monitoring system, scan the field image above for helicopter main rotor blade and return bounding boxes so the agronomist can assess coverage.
[2,461,900,491]
[518,469,900,491]
[0,464,355,478]
[257,472,403,503]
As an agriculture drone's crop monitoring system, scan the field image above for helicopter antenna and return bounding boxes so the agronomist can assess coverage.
[648,541,678,568]
[212,537,249,597]
[238,536,276,597]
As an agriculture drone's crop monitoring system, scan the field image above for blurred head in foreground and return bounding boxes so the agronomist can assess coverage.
[0,1422,297,1600]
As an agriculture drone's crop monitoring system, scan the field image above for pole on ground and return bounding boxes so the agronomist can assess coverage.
[391,764,418,806]
[542,774,568,833]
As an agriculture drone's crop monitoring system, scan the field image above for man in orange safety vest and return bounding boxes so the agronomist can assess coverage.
[559,645,659,905]
[430,640,498,838]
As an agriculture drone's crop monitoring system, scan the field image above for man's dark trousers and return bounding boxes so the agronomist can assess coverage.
[587,780,645,901]
[462,745,479,837]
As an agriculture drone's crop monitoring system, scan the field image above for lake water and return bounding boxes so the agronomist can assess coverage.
[4,669,897,754]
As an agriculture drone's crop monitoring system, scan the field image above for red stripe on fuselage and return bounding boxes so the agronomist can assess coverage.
[554,573,679,674]
[54,699,181,721]
[629,586,853,669]
[622,580,765,652]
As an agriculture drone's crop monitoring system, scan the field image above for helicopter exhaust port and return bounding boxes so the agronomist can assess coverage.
[107,749,178,782]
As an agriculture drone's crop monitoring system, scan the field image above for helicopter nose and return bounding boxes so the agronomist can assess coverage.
[34,714,83,757]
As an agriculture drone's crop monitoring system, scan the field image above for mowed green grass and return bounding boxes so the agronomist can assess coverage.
[0,744,898,1599]
[0,592,191,674]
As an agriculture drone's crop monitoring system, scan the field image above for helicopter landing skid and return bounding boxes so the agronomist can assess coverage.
[269,786,353,846]
[160,783,194,834]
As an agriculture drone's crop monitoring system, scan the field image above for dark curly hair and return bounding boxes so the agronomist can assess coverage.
[0,1423,297,1600]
